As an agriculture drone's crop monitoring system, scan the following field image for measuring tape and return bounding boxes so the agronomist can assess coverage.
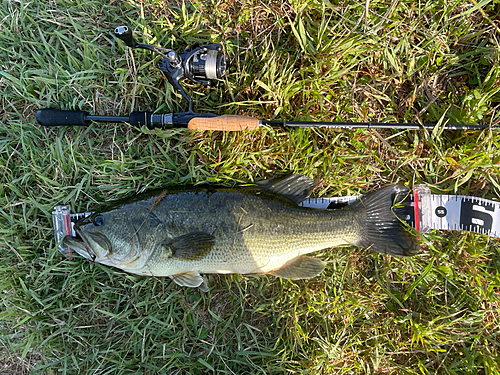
[300,185,500,238]
[52,185,499,256]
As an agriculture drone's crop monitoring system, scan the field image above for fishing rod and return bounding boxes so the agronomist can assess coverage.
[36,25,495,132]
[35,108,493,131]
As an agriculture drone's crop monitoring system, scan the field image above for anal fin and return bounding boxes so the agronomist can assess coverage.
[269,256,325,280]
[171,271,209,292]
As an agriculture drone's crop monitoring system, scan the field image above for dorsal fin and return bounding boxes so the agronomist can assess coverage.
[256,174,315,204]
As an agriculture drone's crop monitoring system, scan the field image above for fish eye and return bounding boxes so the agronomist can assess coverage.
[92,215,105,226]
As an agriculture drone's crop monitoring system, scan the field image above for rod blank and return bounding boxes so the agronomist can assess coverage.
[262,120,491,131]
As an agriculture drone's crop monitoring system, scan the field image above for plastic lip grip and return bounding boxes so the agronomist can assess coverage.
[52,206,73,256]
[52,206,91,256]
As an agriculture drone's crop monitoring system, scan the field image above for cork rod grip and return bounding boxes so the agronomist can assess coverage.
[188,115,260,131]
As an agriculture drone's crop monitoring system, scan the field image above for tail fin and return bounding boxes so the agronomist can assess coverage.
[350,185,419,256]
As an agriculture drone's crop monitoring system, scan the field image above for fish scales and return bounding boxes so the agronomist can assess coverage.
[142,189,360,275]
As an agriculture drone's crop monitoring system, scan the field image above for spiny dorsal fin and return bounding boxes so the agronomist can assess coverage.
[171,271,209,292]
[256,174,315,204]
[162,231,215,261]
[269,255,325,280]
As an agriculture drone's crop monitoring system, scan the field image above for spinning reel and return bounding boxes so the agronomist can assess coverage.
[114,25,227,113]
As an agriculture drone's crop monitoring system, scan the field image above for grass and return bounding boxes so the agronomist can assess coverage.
[1,0,500,373]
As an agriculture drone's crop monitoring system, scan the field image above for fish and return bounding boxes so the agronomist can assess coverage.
[63,174,419,291]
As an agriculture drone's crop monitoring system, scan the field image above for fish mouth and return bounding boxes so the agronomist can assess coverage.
[63,235,96,260]
[63,229,111,261]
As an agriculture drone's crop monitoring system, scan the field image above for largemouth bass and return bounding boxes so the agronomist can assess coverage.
[64,175,419,291]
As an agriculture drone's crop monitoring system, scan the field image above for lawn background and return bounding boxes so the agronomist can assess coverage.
[1,0,500,373]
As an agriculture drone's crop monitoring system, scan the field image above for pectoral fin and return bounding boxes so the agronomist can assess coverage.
[163,231,215,261]
[171,271,209,292]
[269,256,325,280]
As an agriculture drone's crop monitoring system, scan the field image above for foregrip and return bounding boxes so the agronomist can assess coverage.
[187,115,260,131]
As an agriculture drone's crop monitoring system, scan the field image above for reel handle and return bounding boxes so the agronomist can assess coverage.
[114,26,138,48]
